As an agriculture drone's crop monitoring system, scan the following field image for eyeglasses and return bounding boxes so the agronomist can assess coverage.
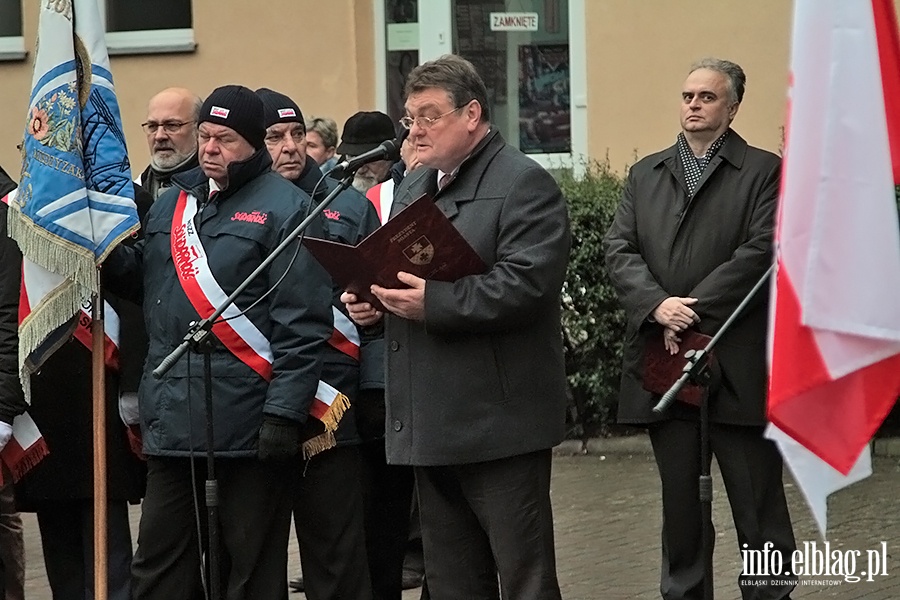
[399,101,473,130]
[141,120,195,134]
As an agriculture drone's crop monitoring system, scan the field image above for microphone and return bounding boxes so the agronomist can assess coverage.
[333,139,402,175]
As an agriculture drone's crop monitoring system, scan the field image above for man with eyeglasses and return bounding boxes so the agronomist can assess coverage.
[256,87,380,600]
[342,54,570,600]
[138,87,202,199]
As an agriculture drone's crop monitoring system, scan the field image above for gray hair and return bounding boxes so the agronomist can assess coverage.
[305,116,338,149]
[190,94,203,122]
[689,58,746,104]
[404,54,490,122]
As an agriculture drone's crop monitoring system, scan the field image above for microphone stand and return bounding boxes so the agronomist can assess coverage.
[152,170,355,600]
[652,262,775,600]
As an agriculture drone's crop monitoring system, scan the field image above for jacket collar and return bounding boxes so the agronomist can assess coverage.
[655,128,748,171]
[140,152,200,197]
[0,164,15,199]
[655,129,748,199]
[399,128,503,218]
[172,147,273,200]
[294,157,329,203]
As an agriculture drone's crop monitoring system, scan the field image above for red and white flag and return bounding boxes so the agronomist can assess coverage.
[767,0,900,534]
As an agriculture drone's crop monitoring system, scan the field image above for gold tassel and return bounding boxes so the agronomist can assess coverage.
[302,431,336,459]
[318,392,350,433]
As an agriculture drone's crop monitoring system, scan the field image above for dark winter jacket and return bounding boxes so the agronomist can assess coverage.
[104,149,334,457]
[294,158,382,444]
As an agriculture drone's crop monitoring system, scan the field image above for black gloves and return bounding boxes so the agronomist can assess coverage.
[257,416,301,461]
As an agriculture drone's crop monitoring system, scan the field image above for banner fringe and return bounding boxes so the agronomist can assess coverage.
[17,278,84,403]
[8,213,98,292]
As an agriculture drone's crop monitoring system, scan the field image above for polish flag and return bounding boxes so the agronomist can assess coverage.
[767,0,900,534]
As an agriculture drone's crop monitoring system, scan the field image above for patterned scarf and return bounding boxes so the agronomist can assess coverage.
[677,130,730,197]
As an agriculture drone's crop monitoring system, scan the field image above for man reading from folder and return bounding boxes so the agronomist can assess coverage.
[342,54,570,600]
[603,58,795,600]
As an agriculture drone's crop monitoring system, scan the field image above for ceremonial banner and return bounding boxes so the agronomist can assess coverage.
[8,0,138,394]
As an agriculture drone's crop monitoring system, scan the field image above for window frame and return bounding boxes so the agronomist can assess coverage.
[99,1,196,56]
[0,0,25,61]
[0,35,26,61]
[376,0,588,175]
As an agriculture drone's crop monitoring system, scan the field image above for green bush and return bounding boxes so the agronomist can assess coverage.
[559,160,628,438]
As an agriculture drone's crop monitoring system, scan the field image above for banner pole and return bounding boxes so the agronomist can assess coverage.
[92,286,108,600]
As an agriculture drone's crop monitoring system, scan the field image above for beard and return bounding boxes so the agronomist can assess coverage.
[352,172,380,193]
[150,148,195,172]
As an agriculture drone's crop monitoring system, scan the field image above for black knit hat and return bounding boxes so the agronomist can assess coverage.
[198,85,265,149]
[337,111,395,155]
[255,88,305,130]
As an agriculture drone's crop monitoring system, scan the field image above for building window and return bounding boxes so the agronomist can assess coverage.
[0,0,25,61]
[384,0,420,130]
[453,0,571,155]
[102,0,195,55]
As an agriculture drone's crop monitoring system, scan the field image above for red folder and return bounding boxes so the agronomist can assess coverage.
[303,194,486,312]
[642,329,714,407]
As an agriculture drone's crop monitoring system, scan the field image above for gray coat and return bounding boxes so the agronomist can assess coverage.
[384,130,571,466]
[603,131,779,426]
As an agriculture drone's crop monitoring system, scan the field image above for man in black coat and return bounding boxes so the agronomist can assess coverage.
[343,54,571,600]
[0,163,150,600]
[257,87,378,600]
[0,164,26,600]
[603,58,796,600]
[137,87,202,199]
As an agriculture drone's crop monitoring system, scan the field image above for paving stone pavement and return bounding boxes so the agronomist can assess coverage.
[16,437,900,599]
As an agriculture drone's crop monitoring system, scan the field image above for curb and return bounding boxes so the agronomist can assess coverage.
[553,435,652,457]
[555,434,900,459]
[872,437,900,458]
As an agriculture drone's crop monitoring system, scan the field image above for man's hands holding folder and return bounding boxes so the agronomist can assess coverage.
[341,271,426,324]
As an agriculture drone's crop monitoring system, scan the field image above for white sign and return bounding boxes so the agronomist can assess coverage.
[387,23,419,51]
[489,12,539,32]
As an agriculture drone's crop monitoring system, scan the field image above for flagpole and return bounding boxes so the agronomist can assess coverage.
[91,286,108,600]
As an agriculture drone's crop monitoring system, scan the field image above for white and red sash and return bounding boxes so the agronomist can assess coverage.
[171,191,348,455]
[330,307,360,361]
[365,180,395,226]
[172,190,275,380]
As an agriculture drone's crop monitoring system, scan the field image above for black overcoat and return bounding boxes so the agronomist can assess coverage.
[604,131,779,425]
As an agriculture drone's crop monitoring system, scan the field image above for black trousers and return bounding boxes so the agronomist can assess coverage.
[359,440,415,600]
[649,420,796,600]
[293,444,372,600]
[414,449,561,600]
[35,499,134,600]
[131,457,293,600]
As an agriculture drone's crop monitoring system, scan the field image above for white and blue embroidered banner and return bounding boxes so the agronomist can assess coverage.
[8,0,138,386]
